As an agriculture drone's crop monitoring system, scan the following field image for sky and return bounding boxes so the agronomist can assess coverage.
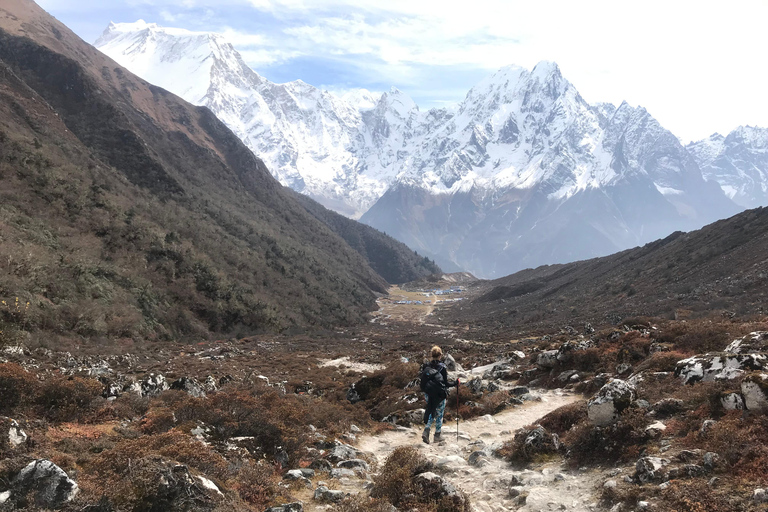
[36,0,768,143]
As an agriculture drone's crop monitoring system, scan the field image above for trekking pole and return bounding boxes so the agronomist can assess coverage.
[456,378,460,442]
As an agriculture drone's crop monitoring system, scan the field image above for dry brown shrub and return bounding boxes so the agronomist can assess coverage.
[0,363,38,414]
[139,407,177,435]
[36,375,103,422]
[371,446,433,507]
[693,413,768,484]
[658,479,752,512]
[563,408,648,466]
[633,350,689,373]
[538,401,588,435]
[479,391,509,415]
[227,459,280,510]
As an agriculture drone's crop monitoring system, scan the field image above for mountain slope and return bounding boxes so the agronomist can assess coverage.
[0,0,414,342]
[687,126,768,209]
[444,206,768,334]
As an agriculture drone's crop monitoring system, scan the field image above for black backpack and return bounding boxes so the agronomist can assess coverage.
[420,363,447,399]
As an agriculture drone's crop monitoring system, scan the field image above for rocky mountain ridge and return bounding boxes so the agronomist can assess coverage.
[96,21,759,278]
[688,125,768,209]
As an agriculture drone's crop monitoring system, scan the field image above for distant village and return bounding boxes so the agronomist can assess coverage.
[393,286,465,305]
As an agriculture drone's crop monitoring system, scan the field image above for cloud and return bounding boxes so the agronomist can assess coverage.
[37,0,768,141]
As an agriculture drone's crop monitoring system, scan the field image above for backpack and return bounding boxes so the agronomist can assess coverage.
[420,362,447,399]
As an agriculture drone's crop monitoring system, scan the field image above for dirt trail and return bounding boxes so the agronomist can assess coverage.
[305,390,605,512]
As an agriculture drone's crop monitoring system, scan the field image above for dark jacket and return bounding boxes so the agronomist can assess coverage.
[421,360,456,399]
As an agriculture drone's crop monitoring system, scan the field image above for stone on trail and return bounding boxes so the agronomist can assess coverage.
[337,459,369,471]
[634,456,669,484]
[587,379,636,426]
[264,503,304,512]
[313,485,347,503]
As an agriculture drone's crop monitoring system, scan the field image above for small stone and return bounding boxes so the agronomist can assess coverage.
[603,480,617,489]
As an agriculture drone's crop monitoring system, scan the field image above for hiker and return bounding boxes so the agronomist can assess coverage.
[420,345,457,444]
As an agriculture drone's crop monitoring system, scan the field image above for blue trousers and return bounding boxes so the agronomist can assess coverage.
[424,394,446,432]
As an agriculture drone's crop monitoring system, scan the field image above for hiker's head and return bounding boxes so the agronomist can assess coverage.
[431,345,442,360]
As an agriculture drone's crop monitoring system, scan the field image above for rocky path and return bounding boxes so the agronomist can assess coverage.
[306,390,607,512]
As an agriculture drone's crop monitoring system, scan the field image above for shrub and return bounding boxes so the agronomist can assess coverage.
[0,363,38,414]
[538,402,588,435]
[227,459,280,510]
[36,375,103,422]
[371,446,433,507]
[563,408,648,466]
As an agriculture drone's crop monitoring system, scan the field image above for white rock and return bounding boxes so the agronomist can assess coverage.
[742,373,768,412]
[196,476,223,496]
[587,379,636,426]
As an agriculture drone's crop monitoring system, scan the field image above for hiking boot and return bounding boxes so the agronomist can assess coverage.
[433,432,442,443]
[422,428,430,444]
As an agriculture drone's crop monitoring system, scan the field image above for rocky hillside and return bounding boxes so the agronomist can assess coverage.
[0,0,440,344]
[442,206,768,335]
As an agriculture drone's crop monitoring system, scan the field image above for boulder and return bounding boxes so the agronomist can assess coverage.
[12,459,79,509]
[587,379,636,426]
[675,353,767,385]
[1,417,27,449]
[170,377,206,398]
[202,375,218,393]
[536,350,559,369]
[634,457,669,484]
[140,373,169,397]
[720,391,745,411]
[703,452,722,470]
[652,398,685,415]
[556,370,579,385]
[725,332,768,354]
[330,468,356,479]
[444,353,463,371]
[326,441,361,462]
[519,426,561,458]
[467,450,490,467]
[510,386,529,396]
[346,386,361,404]
[644,421,666,439]
[313,485,347,503]
[700,419,717,435]
[466,377,485,395]
[666,464,706,479]
[754,489,768,503]
[486,363,514,380]
[337,459,369,471]
[556,340,595,363]
[741,372,768,412]
[309,459,332,472]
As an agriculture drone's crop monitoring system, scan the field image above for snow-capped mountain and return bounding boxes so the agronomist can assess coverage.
[95,21,406,217]
[95,22,741,277]
[361,63,739,276]
[687,126,768,209]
